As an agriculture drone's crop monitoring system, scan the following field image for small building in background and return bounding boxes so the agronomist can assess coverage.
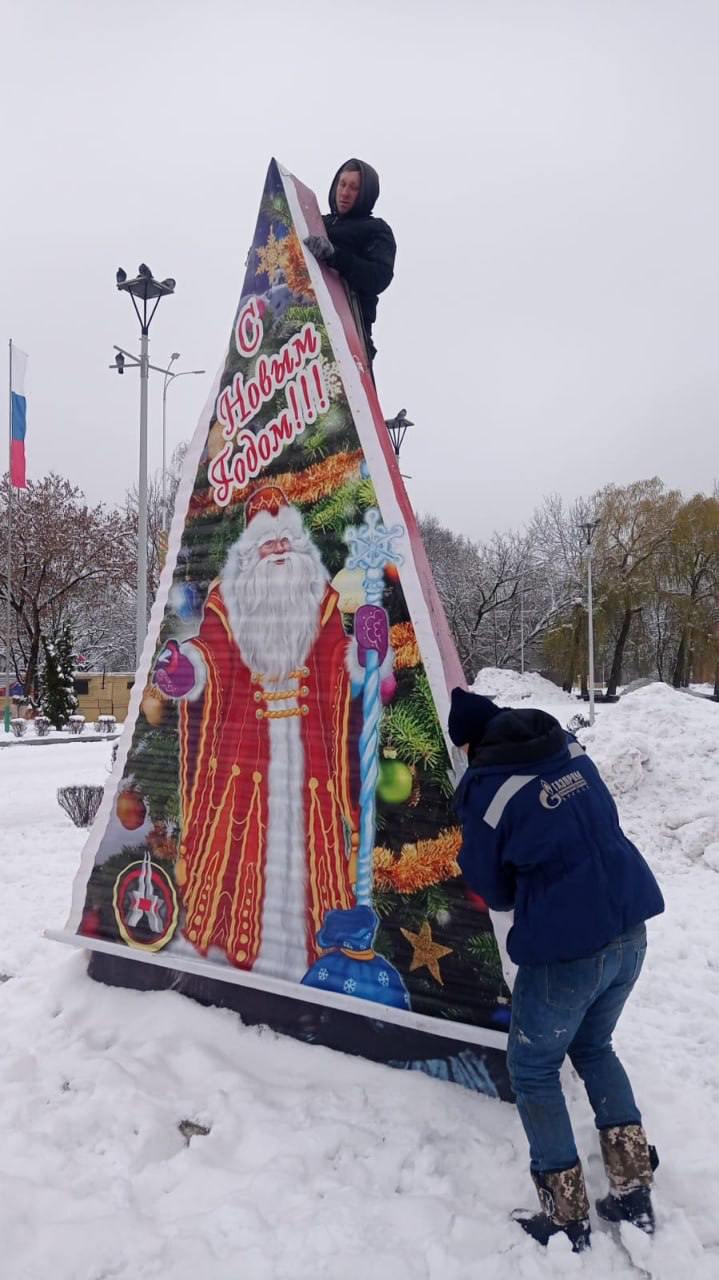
[73,672,134,722]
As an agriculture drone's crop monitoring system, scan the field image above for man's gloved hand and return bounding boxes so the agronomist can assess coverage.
[153,639,196,699]
[304,235,335,265]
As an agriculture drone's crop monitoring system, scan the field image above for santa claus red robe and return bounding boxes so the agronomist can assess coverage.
[177,582,357,971]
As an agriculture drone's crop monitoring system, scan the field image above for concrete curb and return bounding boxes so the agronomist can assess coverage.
[0,732,121,750]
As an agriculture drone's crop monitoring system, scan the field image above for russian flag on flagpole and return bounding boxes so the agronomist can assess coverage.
[10,345,28,489]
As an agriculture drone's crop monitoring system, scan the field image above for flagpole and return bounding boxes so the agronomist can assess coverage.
[5,338,13,730]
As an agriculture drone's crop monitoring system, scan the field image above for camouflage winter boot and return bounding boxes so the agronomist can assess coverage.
[512,1160,591,1252]
[596,1123,658,1234]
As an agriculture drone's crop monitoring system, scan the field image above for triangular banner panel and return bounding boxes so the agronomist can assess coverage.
[57,161,510,1095]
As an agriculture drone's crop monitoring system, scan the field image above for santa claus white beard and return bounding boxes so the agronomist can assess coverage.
[222,545,328,678]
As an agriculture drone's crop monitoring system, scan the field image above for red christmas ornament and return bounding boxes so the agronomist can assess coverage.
[116,790,146,831]
[380,673,397,704]
[80,906,101,937]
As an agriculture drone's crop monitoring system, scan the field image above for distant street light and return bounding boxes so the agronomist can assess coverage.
[112,265,175,663]
[384,408,413,458]
[580,519,601,725]
[161,355,205,533]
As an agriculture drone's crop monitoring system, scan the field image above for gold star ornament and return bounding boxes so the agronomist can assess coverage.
[400,921,453,985]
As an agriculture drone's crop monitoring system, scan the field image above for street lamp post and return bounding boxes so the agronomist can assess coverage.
[162,352,180,531]
[384,408,413,459]
[161,355,205,534]
[580,519,601,725]
[520,575,525,675]
[113,265,175,664]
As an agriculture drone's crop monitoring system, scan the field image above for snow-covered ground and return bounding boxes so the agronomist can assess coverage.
[0,677,717,1279]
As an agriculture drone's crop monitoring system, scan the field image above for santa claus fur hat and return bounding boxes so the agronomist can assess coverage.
[238,486,305,552]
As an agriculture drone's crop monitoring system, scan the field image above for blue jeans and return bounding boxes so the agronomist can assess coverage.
[507,924,647,1173]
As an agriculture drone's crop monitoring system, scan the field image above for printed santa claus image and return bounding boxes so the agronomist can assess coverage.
[153,486,362,981]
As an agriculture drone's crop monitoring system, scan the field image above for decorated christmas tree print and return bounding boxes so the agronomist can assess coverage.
[59,161,509,1056]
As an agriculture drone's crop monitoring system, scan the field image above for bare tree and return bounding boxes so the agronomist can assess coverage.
[123,445,187,607]
[592,479,682,696]
[0,474,135,696]
[420,514,576,679]
[59,587,136,673]
[662,494,719,686]
[528,493,598,688]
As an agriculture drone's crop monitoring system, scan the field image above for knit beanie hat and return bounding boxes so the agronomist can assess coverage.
[448,686,503,748]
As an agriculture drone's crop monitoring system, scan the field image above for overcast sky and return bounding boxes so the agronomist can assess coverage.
[2,0,717,541]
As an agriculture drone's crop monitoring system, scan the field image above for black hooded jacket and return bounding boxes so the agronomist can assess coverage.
[323,159,396,357]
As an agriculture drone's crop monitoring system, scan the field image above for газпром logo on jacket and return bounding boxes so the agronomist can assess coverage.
[539,770,589,810]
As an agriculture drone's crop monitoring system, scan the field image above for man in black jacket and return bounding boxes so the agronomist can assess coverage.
[304,158,396,363]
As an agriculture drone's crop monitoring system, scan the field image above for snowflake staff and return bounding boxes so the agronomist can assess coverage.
[300,507,410,1011]
[345,508,404,904]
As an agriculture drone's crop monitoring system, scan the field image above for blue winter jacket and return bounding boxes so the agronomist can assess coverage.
[454,708,664,965]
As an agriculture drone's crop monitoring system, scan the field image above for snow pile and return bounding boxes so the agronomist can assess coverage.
[579,683,719,872]
[471,673,719,874]
[472,666,577,714]
[0,699,717,1277]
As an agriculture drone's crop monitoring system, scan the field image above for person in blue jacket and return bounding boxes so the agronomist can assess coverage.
[449,687,664,1253]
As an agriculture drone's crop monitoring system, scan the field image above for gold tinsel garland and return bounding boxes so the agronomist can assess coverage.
[373,828,462,894]
[256,226,313,299]
[189,449,364,520]
[389,621,421,670]
[279,229,313,299]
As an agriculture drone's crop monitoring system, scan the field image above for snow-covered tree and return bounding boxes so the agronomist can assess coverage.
[0,473,135,697]
[41,625,78,728]
[419,514,576,680]
[123,446,188,609]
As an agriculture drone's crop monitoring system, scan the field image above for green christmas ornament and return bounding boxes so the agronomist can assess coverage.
[377,759,413,805]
